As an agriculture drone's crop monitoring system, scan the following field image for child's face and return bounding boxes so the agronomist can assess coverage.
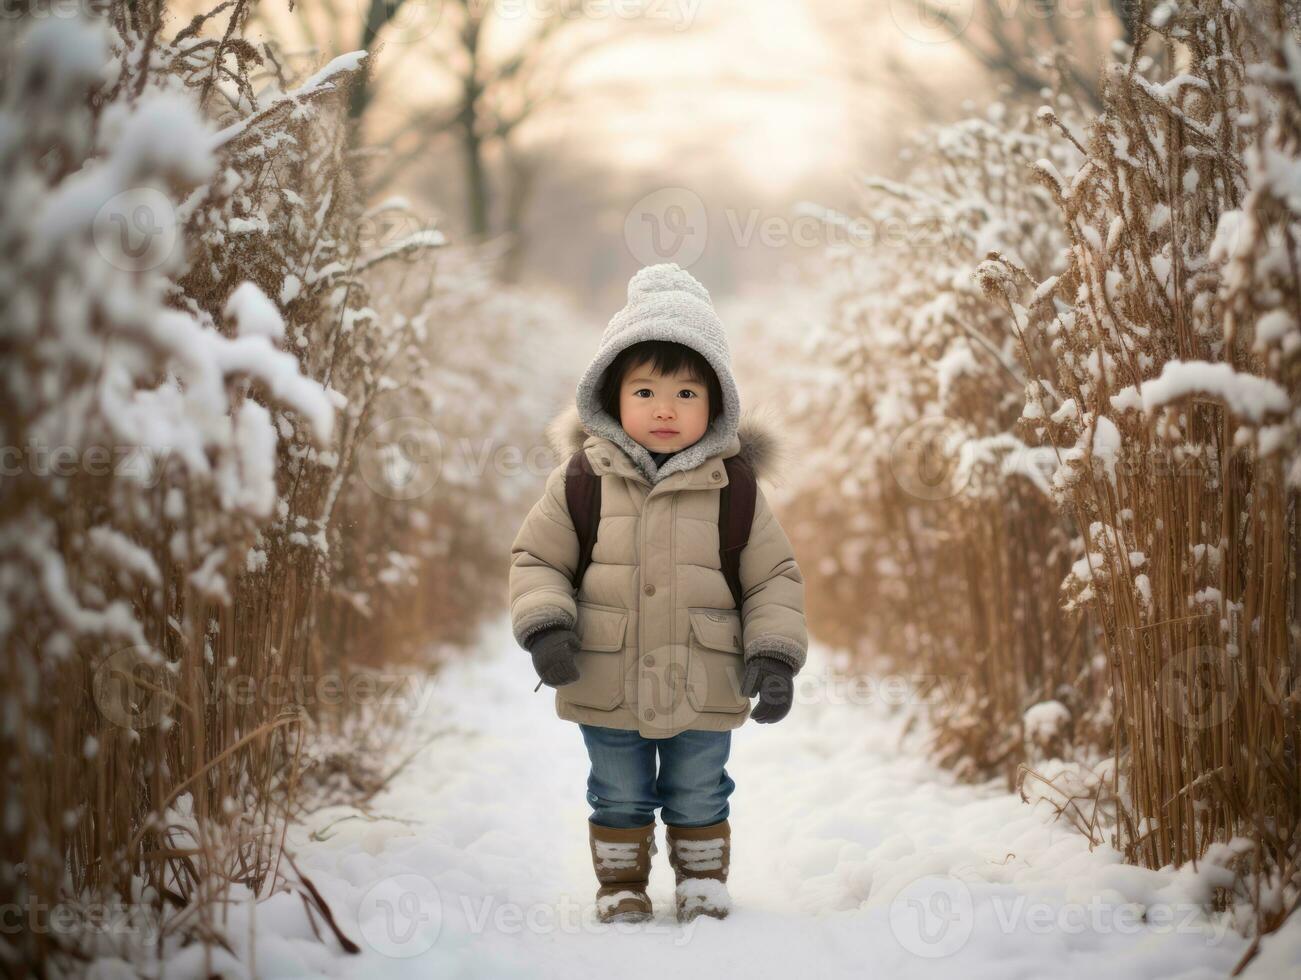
[617,359,711,454]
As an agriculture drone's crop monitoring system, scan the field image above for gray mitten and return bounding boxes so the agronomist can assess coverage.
[527,627,581,687]
[739,655,794,723]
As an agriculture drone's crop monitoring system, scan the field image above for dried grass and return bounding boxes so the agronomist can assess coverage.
[797,0,1299,942]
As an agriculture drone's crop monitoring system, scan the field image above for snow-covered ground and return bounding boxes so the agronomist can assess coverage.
[148,615,1299,980]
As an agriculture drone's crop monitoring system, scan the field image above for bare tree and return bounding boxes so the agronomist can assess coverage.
[814,0,1130,149]
[912,0,1124,108]
[260,0,669,281]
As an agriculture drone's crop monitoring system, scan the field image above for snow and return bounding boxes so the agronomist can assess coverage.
[1023,700,1071,742]
[1022,381,1047,420]
[1051,397,1080,423]
[245,547,268,573]
[96,90,216,184]
[146,616,1292,979]
[188,546,228,602]
[13,15,109,100]
[1135,573,1153,612]
[671,836,725,873]
[1090,415,1121,484]
[597,890,651,916]
[675,877,732,918]
[2,7,348,704]
[298,51,370,98]
[223,403,277,519]
[86,525,161,586]
[280,274,303,305]
[8,519,146,649]
[954,434,1059,500]
[1033,158,1068,198]
[1254,310,1298,353]
[936,339,980,407]
[593,839,641,870]
[208,51,370,150]
[1149,2,1176,28]
[1111,360,1289,423]
[1051,413,1122,493]
[359,229,449,267]
[1209,210,1248,263]
[35,95,214,264]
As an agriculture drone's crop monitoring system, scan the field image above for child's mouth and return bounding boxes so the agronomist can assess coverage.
[650,429,678,437]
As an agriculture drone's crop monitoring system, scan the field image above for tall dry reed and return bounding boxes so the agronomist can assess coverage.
[0,2,448,972]
[799,0,1298,946]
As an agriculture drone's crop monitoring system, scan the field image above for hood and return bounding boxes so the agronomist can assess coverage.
[573,263,743,486]
[544,401,788,485]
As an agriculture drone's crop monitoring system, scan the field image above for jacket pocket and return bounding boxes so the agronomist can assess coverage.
[685,607,748,713]
[560,600,630,710]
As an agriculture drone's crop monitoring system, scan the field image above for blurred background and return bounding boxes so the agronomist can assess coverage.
[207,0,1143,660]
[4,1,1298,973]
[241,0,1129,303]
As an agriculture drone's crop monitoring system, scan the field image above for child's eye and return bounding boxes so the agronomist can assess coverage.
[633,388,652,398]
[679,390,698,398]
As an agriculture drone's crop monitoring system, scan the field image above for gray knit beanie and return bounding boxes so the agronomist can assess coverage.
[575,262,741,485]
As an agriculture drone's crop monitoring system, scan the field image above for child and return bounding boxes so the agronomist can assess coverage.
[508,262,808,925]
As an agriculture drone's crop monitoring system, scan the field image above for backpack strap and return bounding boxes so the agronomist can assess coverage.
[564,450,600,592]
[718,454,757,611]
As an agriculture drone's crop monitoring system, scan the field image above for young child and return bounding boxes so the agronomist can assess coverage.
[508,262,808,925]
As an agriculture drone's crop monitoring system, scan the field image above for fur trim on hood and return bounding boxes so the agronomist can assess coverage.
[544,401,789,484]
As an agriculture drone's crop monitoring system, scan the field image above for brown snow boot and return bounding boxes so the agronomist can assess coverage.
[665,818,732,922]
[589,818,657,923]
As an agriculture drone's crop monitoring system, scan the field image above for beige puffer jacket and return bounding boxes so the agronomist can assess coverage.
[508,403,807,738]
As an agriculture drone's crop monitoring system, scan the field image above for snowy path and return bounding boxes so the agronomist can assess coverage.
[201,615,1300,980]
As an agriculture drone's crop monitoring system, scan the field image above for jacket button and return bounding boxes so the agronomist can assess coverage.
[643,654,655,667]
[644,708,656,720]
[600,457,611,466]
[643,584,655,596]
[711,469,721,480]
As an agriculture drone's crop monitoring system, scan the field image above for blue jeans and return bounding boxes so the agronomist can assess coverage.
[579,723,735,829]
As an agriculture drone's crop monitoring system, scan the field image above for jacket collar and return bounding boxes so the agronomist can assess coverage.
[544,402,785,489]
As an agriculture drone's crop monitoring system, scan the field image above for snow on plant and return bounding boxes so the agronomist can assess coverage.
[0,4,447,971]
[1022,698,1074,766]
[321,240,592,662]
[1,14,333,697]
[799,0,1296,944]
[974,0,1299,941]
[798,80,1103,783]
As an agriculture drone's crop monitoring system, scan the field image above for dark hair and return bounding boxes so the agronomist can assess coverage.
[597,340,724,425]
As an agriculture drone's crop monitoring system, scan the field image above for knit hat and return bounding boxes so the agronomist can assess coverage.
[575,263,741,485]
